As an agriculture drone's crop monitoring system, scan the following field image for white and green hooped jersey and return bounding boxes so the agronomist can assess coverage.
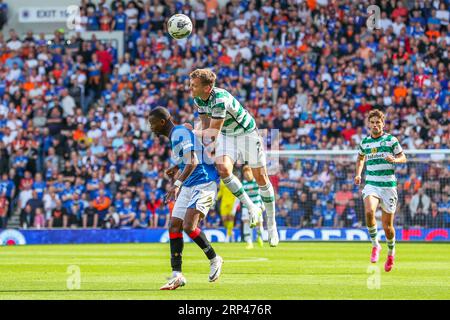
[242,179,263,209]
[358,133,403,188]
[194,87,256,136]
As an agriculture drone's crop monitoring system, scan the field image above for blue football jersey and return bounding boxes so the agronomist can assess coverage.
[170,125,219,187]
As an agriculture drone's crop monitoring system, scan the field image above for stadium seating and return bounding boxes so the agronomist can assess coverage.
[0,0,448,230]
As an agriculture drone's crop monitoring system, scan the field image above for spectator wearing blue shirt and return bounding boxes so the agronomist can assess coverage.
[88,54,102,92]
[311,200,324,228]
[86,172,101,200]
[288,202,305,228]
[275,207,289,227]
[119,197,136,228]
[134,203,150,228]
[341,199,361,228]
[321,202,338,228]
[32,173,46,200]
[86,10,99,31]
[112,5,127,31]
[74,177,86,197]
[205,209,221,228]
[156,205,170,228]
[0,172,15,201]
[60,181,74,208]
[66,193,84,228]
[12,149,29,178]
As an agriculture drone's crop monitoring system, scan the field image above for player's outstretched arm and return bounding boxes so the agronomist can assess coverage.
[199,113,210,132]
[191,114,211,138]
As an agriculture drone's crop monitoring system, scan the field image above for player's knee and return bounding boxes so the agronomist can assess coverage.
[217,165,232,178]
[382,220,394,229]
[255,174,269,186]
[365,210,376,217]
[169,220,182,233]
[183,223,195,234]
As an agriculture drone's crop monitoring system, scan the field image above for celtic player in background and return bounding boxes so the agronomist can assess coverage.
[189,69,279,247]
[241,165,265,249]
[355,110,407,272]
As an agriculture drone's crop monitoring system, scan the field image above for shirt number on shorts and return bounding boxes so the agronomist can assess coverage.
[192,190,200,200]
[389,197,397,209]
[256,140,261,154]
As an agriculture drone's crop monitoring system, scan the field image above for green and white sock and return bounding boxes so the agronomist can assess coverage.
[257,225,264,238]
[243,220,252,243]
[367,226,379,247]
[259,183,276,229]
[223,175,256,211]
[387,237,396,255]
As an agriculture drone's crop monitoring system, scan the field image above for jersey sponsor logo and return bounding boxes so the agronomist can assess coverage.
[371,147,377,154]
[366,153,388,160]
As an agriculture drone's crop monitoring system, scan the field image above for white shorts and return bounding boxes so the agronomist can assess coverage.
[362,184,398,214]
[172,181,217,220]
[215,130,266,168]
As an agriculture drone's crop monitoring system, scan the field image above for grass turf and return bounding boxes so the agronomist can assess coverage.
[0,242,449,300]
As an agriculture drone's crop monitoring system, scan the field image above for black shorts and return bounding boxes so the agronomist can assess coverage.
[67,214,79,226]
[84,214,96,227]
[52,217,63,228]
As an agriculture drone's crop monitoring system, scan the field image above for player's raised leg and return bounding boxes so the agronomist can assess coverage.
[183,206,223,282]
[216,155,261,227]
[382,210,396,272]
[364,195,382,263]
[252,166,278,247]
[160,217,187,290]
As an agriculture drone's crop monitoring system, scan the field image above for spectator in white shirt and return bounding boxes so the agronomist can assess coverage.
[379,11,393,31]
[87,122,102,140]
[61,89,76,117]
[392,17,406,36]
[6,63,21,82]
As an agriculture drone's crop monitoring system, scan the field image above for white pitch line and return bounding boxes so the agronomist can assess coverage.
[223,257,269,263]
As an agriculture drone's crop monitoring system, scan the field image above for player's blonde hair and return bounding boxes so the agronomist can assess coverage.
[368,109,385,122]
[189,69,216,87]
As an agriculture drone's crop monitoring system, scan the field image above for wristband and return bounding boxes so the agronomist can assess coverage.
[174,180,183,188]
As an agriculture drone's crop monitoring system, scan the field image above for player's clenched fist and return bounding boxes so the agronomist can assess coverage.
[354,175,361,185]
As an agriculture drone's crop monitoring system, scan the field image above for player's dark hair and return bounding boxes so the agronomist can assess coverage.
[149,106,171,121]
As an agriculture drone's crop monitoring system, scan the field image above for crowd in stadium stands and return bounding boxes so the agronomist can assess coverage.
[0,0,449,231]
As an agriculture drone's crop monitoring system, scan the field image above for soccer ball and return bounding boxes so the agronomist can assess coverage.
[167,14,193,40]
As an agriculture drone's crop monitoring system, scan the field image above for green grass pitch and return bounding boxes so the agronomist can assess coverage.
[0,242,449,300]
